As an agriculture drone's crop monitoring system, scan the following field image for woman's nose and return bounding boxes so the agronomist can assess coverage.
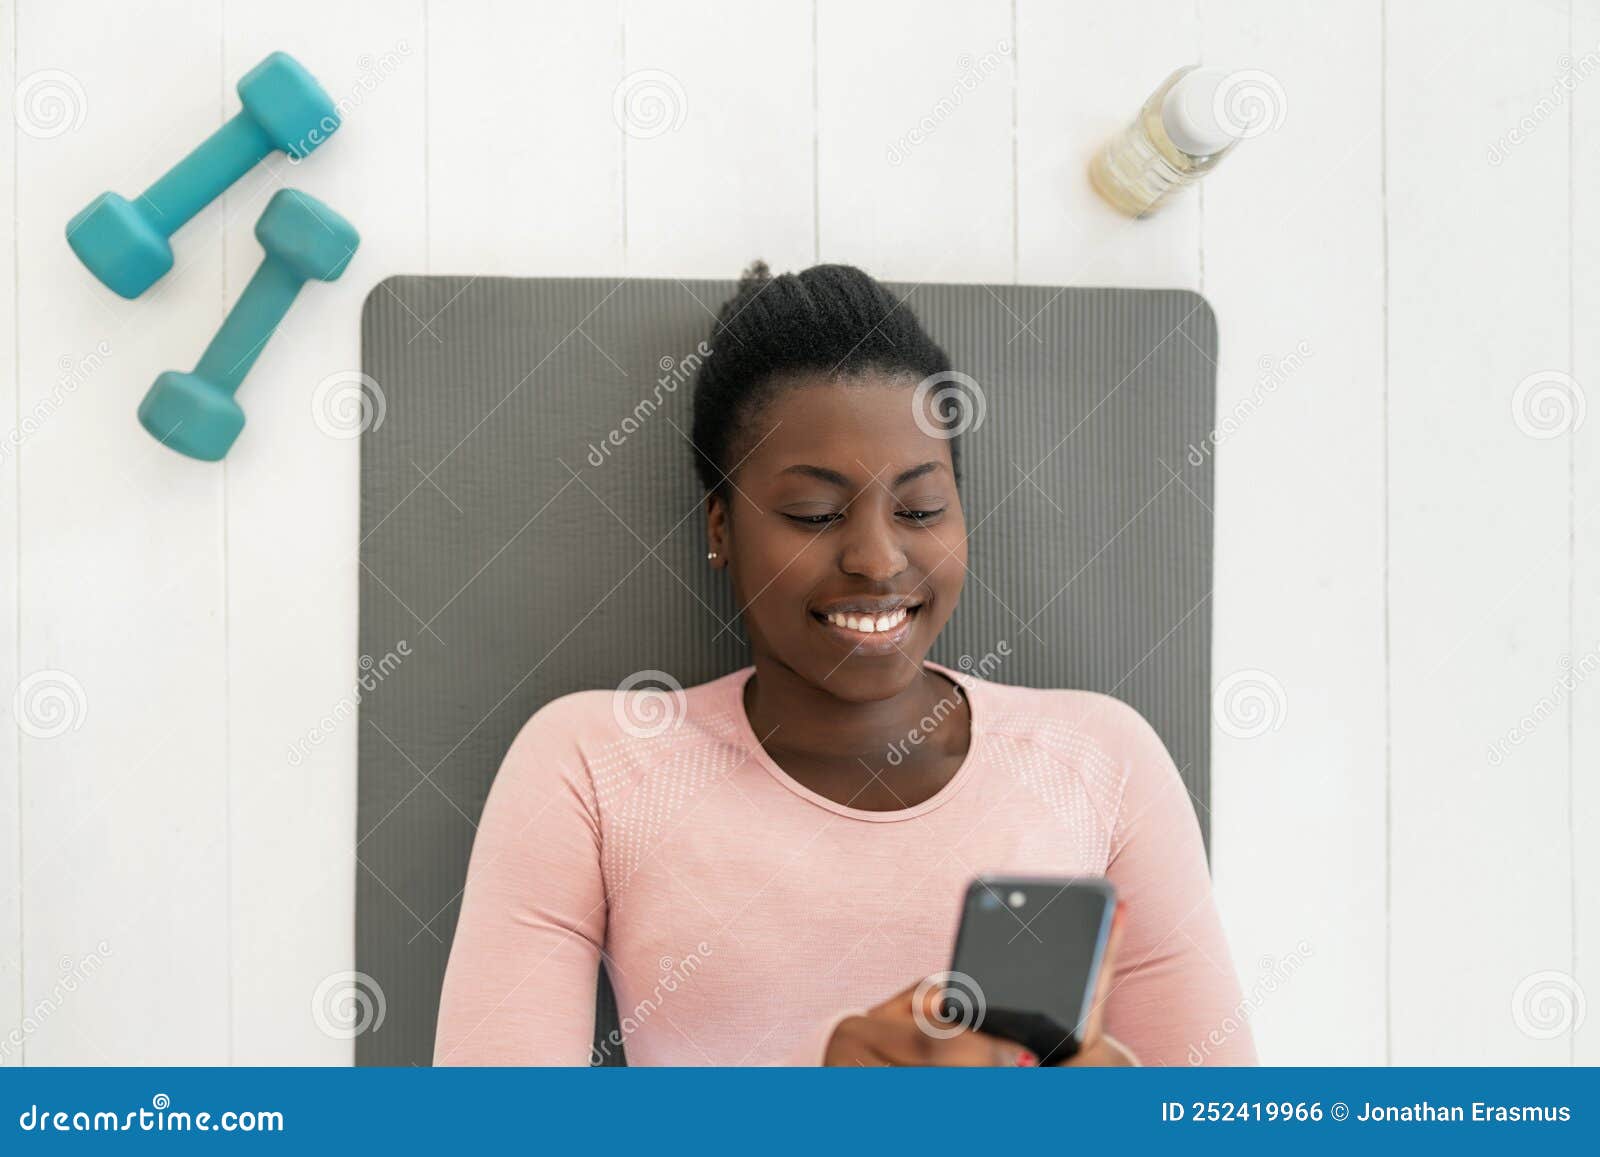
[838,515,909,581]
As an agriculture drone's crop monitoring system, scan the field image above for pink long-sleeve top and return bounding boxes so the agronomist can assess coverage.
[433,661,1257,1066]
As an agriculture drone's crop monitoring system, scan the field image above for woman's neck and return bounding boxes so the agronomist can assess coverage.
[741,655,971,808]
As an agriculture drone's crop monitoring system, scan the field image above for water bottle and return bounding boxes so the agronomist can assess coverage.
[1090,66,1244,217]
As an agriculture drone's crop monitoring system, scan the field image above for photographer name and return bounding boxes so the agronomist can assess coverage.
[1356,1101,1570,1123]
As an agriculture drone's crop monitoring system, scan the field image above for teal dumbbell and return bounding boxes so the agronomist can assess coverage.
[66,51,339,299]
[138,189,359,461]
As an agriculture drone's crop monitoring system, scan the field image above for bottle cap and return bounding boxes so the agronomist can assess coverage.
[1160,66,1238,157]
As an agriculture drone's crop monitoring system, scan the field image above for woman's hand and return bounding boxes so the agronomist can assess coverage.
[824,901,1140,1067]
[822,976,1039,1066]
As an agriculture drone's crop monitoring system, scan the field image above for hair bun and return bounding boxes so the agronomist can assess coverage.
[737,259,772,287]
[690,260,959,498]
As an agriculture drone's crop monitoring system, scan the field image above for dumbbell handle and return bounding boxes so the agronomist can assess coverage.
[192,256,305,397]
[138,113,276,238]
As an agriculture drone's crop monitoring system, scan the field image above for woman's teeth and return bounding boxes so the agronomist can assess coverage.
[824,607,909,633]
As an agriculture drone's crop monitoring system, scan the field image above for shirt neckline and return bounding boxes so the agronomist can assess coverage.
[725,659,986,823]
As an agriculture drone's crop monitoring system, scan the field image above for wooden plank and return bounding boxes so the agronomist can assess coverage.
[1387,0,1572,1063]
[220,0,427,1064]
[622,0,814,275]
[1572,0,1600,1069]
[0,0,19,1067]
[1016,0,1200,288]
[14,0,229,1062]
[1199,1,1388,1065]
[816,0,1013,281]
[428,0,624,275]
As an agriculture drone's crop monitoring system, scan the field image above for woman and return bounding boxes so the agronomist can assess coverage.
[433,262,1256,1067]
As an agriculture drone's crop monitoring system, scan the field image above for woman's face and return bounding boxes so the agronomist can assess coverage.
[706,371,968,703]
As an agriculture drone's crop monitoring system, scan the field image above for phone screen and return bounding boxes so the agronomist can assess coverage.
[943,876,1116,1062]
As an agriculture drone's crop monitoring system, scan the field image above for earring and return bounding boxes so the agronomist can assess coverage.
[707,551,718,561]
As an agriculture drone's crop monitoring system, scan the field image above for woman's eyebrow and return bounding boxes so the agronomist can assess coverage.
[779,461,943,487]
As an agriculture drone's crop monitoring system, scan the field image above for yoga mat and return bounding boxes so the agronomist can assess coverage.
[356,276,1218,1066]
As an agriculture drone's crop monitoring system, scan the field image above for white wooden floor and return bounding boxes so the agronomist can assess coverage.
[2,0,1595,1065]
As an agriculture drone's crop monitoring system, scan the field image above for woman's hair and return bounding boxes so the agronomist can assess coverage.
[689,261,960,498]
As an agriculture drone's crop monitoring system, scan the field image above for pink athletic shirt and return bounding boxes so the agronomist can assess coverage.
[433,661,1257,1066]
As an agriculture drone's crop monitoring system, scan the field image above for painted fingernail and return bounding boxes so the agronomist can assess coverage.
[1015,1049,1038,1066]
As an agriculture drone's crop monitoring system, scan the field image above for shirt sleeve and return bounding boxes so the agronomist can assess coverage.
[1095,697,1258,1066]
[432,697,607,1066]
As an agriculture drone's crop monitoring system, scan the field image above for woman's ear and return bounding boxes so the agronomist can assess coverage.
[705,491,728,568]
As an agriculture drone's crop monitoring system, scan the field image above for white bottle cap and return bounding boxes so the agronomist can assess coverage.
[1160,66,1237,156]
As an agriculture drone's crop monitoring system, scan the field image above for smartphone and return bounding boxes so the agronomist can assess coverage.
[941,875,1117,1063]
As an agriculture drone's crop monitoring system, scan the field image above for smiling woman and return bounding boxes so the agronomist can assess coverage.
[431,262,1256,1068]
[692,263,973,807]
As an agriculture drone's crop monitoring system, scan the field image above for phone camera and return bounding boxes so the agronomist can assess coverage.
[979,892,1001,911]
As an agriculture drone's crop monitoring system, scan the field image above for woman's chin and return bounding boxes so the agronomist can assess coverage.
[801,647,929,702]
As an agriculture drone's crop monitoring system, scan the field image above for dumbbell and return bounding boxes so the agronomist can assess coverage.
[137,189,359,461]
[66,51,339,299]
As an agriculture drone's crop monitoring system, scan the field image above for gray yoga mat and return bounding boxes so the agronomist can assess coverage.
[356,276,1217,1067]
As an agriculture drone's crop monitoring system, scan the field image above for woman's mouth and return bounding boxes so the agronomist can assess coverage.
[809,604,922,653]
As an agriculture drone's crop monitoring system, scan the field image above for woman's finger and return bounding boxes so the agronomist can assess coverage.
[867,978,926,1019]
[864,1019,1034,1067]
[907,972,980,1034]
[877,973,980,1034]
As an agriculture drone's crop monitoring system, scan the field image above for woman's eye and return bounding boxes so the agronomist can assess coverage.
[786,512,842,526]
[783,508,944,527]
